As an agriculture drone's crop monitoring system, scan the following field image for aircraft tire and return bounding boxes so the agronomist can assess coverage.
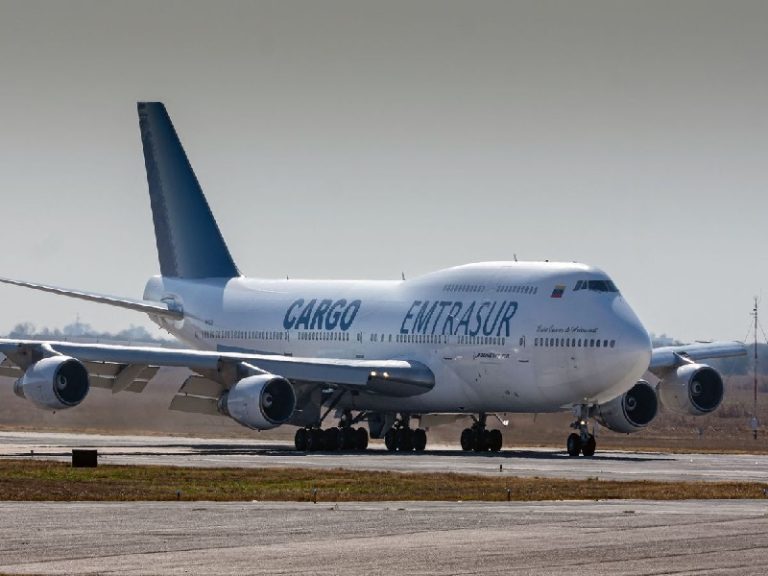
[340,427,356,451]
[398,428,414,451]
[566,433,582,457]
[474,429,490,452]
[413,428,427,451]
[489,429,503,452]
[460,428,473,451]
[581,434,596,457]
[294,428,308,451]
[355,427,369,451]
[324,427,340,451]
[384,429,397,451]
[307,428,324,452]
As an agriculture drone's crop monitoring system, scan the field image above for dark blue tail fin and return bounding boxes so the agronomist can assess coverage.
[138,102,240,279]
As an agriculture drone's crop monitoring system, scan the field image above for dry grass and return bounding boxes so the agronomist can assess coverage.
[0,459,765,502]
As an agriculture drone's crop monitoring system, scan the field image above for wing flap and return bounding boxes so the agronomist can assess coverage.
[169,394,220,416]
[178,375,226,398]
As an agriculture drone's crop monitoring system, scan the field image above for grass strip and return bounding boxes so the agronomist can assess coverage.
[0,459,765,502]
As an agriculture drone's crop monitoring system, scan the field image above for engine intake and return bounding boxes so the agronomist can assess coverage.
[218,374,296,430]
[13,356,90,410]
[658,364,724,416]
[595,380,658,433]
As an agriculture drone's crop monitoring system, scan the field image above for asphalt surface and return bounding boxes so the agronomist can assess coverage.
[1,500,767,575]
[1,430,768,482]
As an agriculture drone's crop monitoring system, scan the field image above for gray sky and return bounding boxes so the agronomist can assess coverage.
[0,0,766,342]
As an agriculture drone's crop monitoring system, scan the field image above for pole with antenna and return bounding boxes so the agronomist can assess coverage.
[751,297,760,440]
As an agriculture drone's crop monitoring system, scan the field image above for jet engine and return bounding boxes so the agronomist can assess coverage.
[218,374,296,430]
[657,364,723,416]
[594,380,658,433]
[13,356,90,410]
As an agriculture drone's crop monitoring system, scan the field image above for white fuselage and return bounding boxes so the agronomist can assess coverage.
[144,261,652,415]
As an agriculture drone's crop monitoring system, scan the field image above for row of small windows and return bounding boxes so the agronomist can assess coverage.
[198,330,287,340]
[444,283,486,293]
[368,333,507,346]
[535,337,616,349]
[297,331,350,342]
[396,334,447,344]
[573,279,619,293]
[457,335,505,346]
[496,285,538,295]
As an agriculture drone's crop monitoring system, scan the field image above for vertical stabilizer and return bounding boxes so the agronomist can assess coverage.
[138,102,240,279]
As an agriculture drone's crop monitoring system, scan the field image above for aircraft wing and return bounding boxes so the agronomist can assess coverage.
[648,341,747,376]
[0,338,435,399]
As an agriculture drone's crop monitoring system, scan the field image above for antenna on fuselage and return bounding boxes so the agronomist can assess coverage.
[401,272,406,281]
[513,254,518,262]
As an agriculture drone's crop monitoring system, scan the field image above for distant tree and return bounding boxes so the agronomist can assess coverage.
[8,322,35,338]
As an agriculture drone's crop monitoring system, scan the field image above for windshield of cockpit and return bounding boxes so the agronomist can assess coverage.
[573,279,620,293]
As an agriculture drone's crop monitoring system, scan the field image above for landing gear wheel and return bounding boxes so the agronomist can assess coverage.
[460,414,502,454]
[294,428,308,451]
[581,434,596,457]
[475,429,493,452]
[488,429,503,452]
[413,428,427,451]
[566,433,582,457]
[307,428,324,452]
[460,428,473,451]
[355,427,369,451]
[397,428,414,452]
[337,427,353,451]
[384,429,397,451]
[323,427,340,451]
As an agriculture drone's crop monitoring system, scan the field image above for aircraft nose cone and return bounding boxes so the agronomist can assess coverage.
[613,297,652,380]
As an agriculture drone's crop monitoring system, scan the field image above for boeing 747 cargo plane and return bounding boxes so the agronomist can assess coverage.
[0,103,746,456]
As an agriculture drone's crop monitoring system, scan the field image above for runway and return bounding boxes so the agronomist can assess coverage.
[1,500,767,575]
[2,430,768,482]
[2,432,768,575]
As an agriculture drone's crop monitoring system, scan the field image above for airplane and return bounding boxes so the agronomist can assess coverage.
[0,102,746,456]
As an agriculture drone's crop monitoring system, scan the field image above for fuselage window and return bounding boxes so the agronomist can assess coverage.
[590,339,595,347]
[596,339,601,348]
[610,339,615,348]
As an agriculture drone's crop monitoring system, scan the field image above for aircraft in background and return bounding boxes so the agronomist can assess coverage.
[0,103,746,456]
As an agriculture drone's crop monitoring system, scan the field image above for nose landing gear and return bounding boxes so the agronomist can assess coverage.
[567,405,596,457]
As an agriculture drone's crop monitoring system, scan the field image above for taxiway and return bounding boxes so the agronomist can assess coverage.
[1,430,767,482]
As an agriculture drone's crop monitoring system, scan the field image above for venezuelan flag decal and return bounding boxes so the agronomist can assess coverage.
[550,285,566,298]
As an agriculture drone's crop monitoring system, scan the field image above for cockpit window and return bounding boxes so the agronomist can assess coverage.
[573,279,619,293]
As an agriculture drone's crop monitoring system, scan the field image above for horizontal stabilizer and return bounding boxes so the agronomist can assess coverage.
[0,276,183,320]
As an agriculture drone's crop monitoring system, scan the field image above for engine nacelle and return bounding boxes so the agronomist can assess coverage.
[218,374,296,430]
[13,356,90,410]
[658,363,724,416]
[595,380,658,433]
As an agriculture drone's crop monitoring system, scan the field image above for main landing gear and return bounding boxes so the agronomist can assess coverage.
[460,413,503,452]
[384,416,427,452]
[294,409,369,452]
[566,405,596,457]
